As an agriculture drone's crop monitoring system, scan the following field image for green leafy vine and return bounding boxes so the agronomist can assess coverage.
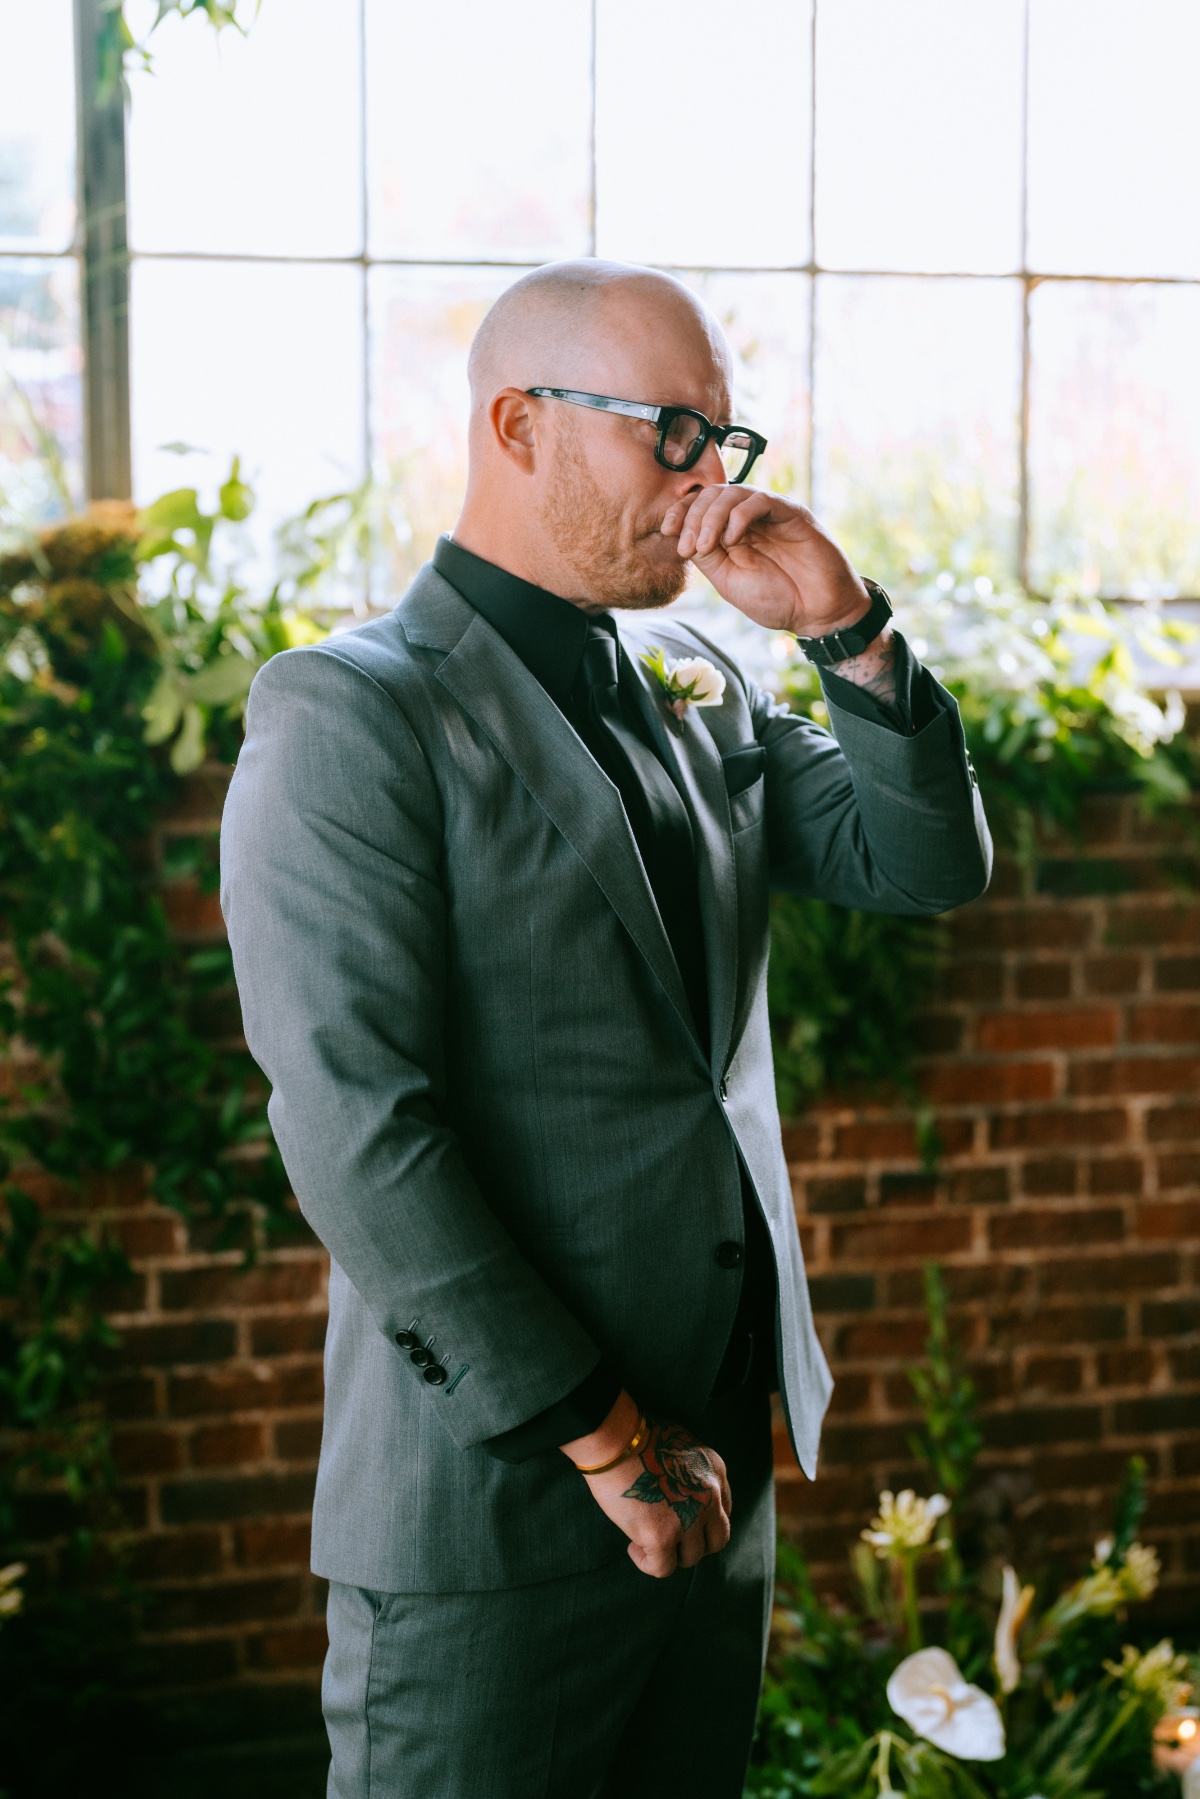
[0,481,319,1558]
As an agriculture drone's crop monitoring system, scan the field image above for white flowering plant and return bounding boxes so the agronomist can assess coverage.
[746,1272,1199,1799]
[780,574,1198,856]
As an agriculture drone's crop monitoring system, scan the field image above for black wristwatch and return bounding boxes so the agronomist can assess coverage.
[797,578,893,667]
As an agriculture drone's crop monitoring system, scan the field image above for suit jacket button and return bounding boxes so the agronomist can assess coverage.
[410,1347,433,1368]
[423,1364,448,1386]
[395,1331,419,1349]
[716,1240,743,1270]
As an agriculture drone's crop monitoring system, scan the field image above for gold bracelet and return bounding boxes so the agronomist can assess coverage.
[573,1414,649,1476]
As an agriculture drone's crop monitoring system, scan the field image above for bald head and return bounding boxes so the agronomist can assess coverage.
[454,261,738,609]
[467,260,731,415]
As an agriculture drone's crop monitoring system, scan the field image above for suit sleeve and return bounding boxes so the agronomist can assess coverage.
[750,632,993,914]
[220,646,601,1451]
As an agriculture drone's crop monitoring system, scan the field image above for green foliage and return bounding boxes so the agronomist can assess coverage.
[99,0,259,98]
[767,580,1197,1119]
[0,474,328,1790]
[766,896,943,1115]
[0,480,324,1577]
[1106,1458,1149,1569]
[907,1268,983,1506]
[747,1284,1185,1799]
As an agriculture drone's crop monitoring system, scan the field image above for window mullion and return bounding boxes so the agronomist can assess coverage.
[73,0,132,501]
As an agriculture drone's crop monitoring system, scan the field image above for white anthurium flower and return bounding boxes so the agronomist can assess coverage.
[887,1647,1006,1762]
[994,1564,1036,1694]
[862,1489,951,1557]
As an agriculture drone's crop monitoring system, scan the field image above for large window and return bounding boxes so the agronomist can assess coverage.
[4,0,1200,610]
[0,0,82,522]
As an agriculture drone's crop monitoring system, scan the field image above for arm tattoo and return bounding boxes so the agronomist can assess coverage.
[621,1420,713,1533]
[829,624,898,705]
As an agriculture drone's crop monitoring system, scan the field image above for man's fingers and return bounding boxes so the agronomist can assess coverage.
[628,1539,677,1579]
[703,1497,732,1556]
[718,492,776,550]
[678,486,741,558]
[676,1518,709,1569]
[710,1452,732,1519]
[660,498,686,539]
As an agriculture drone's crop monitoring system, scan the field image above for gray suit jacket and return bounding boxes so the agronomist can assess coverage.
[220,564,991,1593]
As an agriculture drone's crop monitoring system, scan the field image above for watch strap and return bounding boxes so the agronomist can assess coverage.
[797,578,893,667]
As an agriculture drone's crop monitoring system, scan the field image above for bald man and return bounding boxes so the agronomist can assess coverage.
[221,262,991,1797]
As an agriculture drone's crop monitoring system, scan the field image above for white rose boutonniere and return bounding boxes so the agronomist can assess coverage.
[640,647,726,721]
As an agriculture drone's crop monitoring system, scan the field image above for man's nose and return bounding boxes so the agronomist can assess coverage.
[693,436,728,487]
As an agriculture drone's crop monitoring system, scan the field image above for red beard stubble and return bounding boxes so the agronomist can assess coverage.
[539,415,691,612]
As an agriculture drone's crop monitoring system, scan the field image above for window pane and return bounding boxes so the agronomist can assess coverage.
[0,257,83,522]
[131,260,365,560]
[812,276,1022,591]
[679,273,811,498]
[816,0,1023,274]
[1028,282,1200,598]
[0,0,75,252]
[366,1,590,262]
[595,0,812,269]
[1027,0,1200,277]
[368,266,528,593]
[126,0,362,257]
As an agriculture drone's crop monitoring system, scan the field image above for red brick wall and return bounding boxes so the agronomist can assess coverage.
[778,794,1200,1628]
[18,787,1199,1743]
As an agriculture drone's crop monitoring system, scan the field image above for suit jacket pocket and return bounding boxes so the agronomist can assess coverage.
[722,745,766,833]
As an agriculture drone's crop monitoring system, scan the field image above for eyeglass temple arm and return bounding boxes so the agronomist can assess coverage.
[526,388,663,424]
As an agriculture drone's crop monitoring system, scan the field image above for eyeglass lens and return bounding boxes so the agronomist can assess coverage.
[659,412,707,469]
[718,431,759,482]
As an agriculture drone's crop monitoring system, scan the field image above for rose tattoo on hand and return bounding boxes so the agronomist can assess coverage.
[621,1419,718,1533]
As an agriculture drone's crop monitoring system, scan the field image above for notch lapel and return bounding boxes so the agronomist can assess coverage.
[622,642,740,1082]
[425,603,703,1057]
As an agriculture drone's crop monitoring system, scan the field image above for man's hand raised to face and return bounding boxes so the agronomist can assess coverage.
[661,484,872,640]
[561,1390,731,1579]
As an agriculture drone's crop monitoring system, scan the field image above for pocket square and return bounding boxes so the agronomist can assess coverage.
[721,744,767,798]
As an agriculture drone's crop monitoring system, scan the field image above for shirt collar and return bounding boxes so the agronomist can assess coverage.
[432,534,595,707]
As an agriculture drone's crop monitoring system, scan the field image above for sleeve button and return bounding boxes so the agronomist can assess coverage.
[715,1240,743,1270]
[395,1331,419,1349]
[410,1347,434,1368]
[423,1364,448,1386]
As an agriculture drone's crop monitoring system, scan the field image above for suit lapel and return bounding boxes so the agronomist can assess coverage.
[622,638,740,1082]
[401,573,702,1055]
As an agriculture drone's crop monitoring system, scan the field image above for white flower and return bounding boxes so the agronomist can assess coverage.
[0,1562,26,1621]
[666,656,725,706]
[862,1489,951,1557]
[1106,1640,1192,1713]
[1121,1541,1160,1601]
[640,646,726,718]
[887,1647,1006,1762]
[994,1565,1035,1694]
[1045,1538,1161,1637]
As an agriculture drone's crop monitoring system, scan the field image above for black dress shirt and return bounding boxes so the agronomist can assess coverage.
[432,534,932,1462]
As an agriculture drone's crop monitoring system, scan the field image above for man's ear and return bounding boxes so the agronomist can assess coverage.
[488,387,539,474]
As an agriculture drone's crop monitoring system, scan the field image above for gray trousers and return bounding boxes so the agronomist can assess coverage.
[322,1381,775,1799]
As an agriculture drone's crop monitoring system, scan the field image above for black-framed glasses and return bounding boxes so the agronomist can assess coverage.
[525,387,768,484]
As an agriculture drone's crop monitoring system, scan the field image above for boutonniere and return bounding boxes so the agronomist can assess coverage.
[640,648,726,722]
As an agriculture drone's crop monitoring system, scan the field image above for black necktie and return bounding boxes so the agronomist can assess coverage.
[576,626,709,1048]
